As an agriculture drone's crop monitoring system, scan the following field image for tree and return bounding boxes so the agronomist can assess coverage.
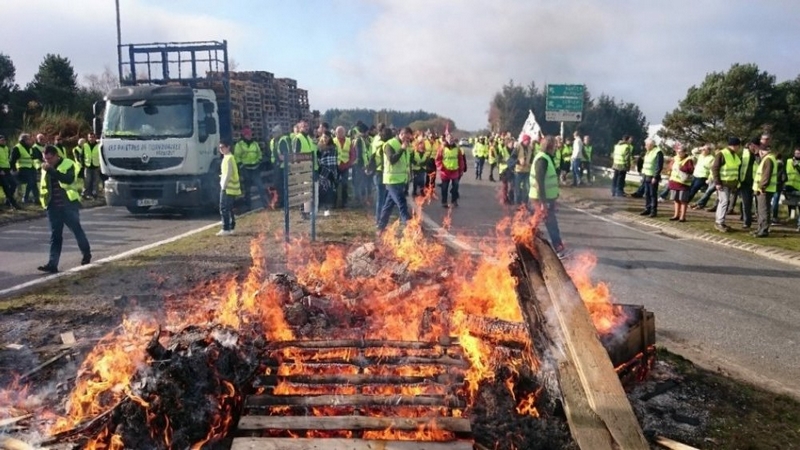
[28,54,79,112]
[82,66,119,96]
[0,53,17,132]
[661,63,779,147]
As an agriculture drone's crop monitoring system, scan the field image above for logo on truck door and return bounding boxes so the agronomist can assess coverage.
[141,154,150,164]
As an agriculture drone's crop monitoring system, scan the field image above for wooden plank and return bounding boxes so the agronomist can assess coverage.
[529,236,649,449]
[246,394,465,408]
[655,436,700,450]
[288,172,314,185]
[268,339,458,350]
[268,356,468,368]
[237,415,471,432]
[515,244,615,450]
[0,414,31,428]
[258,374,461,385]
[230,438,474,450]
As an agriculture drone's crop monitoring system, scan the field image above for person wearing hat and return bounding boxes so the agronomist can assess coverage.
[234,127,268,211]
[0,134,21,210]
[710,137,743,232]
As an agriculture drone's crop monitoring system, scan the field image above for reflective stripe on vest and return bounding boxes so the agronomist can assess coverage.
[39,158,81,208]
[719,148,741,182]
[669,156,693,186]
[83,142,101,168]
[14,144,33,169]
[786,159,800,191]
[753,154,778,193]
[221,154,242,196]
[382,138,409,185]
[334,137,351,164]
[529,152,559,200]
[235,140,262,166]
[641,148,662,177]
[0,145,10,169]
[442,147,459,171]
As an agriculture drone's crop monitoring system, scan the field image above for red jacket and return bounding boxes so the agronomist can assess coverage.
[435,145,466,181]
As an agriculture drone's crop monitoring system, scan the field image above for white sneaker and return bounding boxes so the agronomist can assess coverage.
[216,230,233,236]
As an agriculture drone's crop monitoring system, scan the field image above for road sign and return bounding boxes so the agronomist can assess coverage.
[545,84,585,122]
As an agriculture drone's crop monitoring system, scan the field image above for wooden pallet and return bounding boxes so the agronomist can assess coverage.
[231,339,473,449]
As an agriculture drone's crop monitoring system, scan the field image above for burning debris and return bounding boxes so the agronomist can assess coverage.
[1,214,656,449]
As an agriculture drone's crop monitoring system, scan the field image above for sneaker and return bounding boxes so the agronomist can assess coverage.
[37,264,58,274]
[452,201,459,208]
[714,223,728,233]
[639,210,651,216]
[742,224,751,230]
[216,230,233,236]
[81,253,92,265]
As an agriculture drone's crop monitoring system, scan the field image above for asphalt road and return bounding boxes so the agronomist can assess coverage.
[423,166,800,399]
[0,206,219,292]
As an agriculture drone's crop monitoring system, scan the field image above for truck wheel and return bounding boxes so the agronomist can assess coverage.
[126,205,151,214]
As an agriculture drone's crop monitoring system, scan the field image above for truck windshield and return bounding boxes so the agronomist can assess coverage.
[104,101,193,139]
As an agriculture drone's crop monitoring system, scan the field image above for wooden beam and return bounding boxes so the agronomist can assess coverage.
[531,236,649,449]
[268,355,468,368]
[0,414,31,428]
[268,340,459,350]
[258,374,462,386]
[230,438,474,450]
[516,243,616,450]
[246,394,465,408]
[655,436,700,450]
[236,415,471,433]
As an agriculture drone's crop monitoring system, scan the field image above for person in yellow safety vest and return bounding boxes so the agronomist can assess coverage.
[32,134,47,170]
[497,137,514,205]
[71,138,86,181]
[369,124,388,223]
[0,134,21,209]
[529,135,567,259]
[514,135,534,206]
[783,147,800,232]
[350,123,373,205]
[217,139,241,236]
[82,133,102,199]
[710,137,742,232]
[752,145,778,237]
[52,134,69,160]
[560,137,572,185]
[472,136,488,180]
[436,137,466,208]
[333,126,355,208]
[36,145,91,273]
[639,138,664,218]
[233,127,268,211]
[10,133,40,204]
[734,137,759,229]
[411,135,430,197]
[376,127,412,234]
[686,144,714,205]
[611,135,633,197]
[292,120,319,217]
[666,142,694,222]
[580,135,593,185]
[487,138,498,182]
[423,132,439,191]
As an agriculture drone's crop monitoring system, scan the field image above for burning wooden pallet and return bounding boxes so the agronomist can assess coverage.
[231,339,475,449]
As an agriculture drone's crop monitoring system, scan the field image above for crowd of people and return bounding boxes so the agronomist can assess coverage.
[624,133,800,236]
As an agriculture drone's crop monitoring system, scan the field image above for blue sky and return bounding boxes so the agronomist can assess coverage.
[3,0,800,131]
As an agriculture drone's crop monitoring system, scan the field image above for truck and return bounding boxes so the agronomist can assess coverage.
[97,40,259,213]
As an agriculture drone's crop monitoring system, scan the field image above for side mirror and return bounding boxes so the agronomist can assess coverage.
[205,117,217,135]
[93,118,102,136]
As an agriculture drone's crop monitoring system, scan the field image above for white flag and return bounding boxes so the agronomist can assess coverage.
[518,110,542,143]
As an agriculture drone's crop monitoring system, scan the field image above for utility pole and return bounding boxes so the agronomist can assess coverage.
[116,0,123,84]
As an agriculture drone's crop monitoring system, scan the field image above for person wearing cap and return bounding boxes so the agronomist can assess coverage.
[710,137,742,232]
[0,135,21,210]
[10,133,39,204]
[37,145,91,273]
[514,135,534,206]
[234,127,268,211]
[752,143,778,237]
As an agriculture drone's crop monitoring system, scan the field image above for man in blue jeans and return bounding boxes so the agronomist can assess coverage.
[530,135,567,258]
[37,146,91,273]
[377,127,412,234]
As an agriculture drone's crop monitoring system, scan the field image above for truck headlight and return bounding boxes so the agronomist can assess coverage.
[104,180,117,194]
[176,180,201,194]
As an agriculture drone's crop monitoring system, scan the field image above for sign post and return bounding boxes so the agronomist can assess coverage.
[545,84,585,123]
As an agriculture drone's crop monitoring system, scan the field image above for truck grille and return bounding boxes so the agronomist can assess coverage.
[130,186,164,199]
[108,157,183,171]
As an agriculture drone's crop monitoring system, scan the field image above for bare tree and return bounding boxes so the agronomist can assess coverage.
[82,65,119,94]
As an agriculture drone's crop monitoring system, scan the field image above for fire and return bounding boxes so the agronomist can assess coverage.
[363,420,456,441]
[273,381,358,396]
[566,252,627,334]
[515,388,542,418]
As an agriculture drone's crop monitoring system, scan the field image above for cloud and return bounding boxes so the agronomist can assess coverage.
[0,0,248,87]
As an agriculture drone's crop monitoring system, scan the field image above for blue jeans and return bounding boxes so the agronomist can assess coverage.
[377,183,411,231]
[686,177,707,204]
[571,159,582,185]
[536,200,563,249]
[643,176,659,213]
[47,202,91,268]
[695,183,716,207]
[373,173,387,223]
[241,166,268,209]
[771,184,783,221]
[441,178,460,205]
[514,172,530,206]
[611,170,627,196]
[220,191,236,231]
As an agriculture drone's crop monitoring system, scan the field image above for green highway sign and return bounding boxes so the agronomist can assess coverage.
[545,84,585,122]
